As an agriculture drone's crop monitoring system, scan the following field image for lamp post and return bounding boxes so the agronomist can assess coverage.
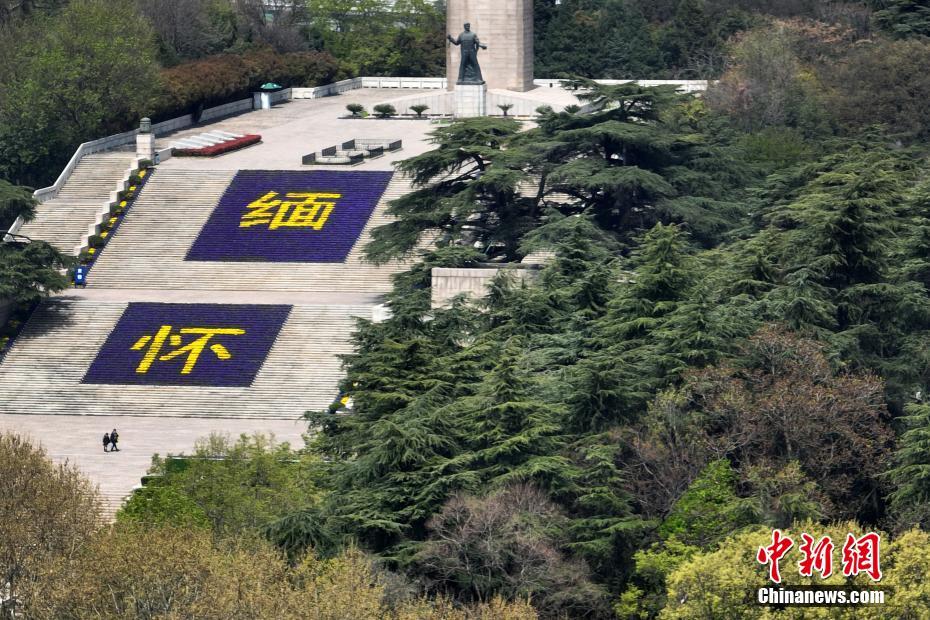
[136,117,156,162]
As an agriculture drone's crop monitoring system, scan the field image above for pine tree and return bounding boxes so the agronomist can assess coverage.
[887,403,930,526]
[364,117,522,263]
[568,223,697,431]
[872,0,930,39]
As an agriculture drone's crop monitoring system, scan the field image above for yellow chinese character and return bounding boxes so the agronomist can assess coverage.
[131,325,246,375]
[239,191,341,230]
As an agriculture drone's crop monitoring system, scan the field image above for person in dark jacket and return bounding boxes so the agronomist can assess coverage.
[102,432,110,452]
[110,429,119,452]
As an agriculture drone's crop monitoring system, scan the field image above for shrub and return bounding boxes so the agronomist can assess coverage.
[535,105,553,116]
[372,104,396,118]
[346,103,366,117]
[824,38,930,139]
[0,433,100,615]
[151,50,340,121]
[497,103,514,116]
[409,104,429,118]
[88,235,105,249]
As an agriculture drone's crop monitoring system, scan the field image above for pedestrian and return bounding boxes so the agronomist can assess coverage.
[102,432,110,453]
[110,429,119,452]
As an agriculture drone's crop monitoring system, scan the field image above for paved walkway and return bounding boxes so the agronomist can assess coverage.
[0,414,308,517]
[157,89,441,172]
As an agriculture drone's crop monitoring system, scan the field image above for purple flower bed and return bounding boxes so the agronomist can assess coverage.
[82,303,291,387]
[186,170,394,263]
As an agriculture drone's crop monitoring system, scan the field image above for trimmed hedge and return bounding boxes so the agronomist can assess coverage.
[175,134,262,157]
[151,50,341,120]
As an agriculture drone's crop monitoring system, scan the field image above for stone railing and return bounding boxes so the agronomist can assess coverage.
[534,78,710,93]
[292,76,448,99]
[361,76,447,89]
[25,97,255,209]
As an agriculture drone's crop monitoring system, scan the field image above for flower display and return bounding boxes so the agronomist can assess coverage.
[175,134,262,157]
[82,302,292,387]
[80,166,152,268]
[186,170,394,263]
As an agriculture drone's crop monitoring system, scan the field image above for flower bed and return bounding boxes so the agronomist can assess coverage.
[175,134,262,157]
[77,165,153,270]
[82,302,292,387]
[185,169,393,263]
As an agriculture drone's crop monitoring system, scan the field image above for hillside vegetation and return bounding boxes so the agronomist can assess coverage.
[4,1,930,618]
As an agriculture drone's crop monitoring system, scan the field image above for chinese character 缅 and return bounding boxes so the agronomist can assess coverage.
[798,533,834,579]
[131,325,245,375]
[757,530,794,583]
[239,191,341,230]
[842,532,883,581]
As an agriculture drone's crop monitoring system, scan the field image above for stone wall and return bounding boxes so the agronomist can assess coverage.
[447,0,534,92]
[431,266,541,308]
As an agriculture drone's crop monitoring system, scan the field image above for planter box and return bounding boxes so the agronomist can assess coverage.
[175,134,262,157]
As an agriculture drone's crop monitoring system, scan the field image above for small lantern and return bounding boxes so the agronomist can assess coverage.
[139,117,152,134]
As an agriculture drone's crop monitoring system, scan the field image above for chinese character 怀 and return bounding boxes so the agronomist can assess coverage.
[131,325,245,374]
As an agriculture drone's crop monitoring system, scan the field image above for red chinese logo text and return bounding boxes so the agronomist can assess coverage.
[757,531,882,583]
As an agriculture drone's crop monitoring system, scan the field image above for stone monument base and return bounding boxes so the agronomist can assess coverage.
[454,83,487,118]
[136,132,155,161]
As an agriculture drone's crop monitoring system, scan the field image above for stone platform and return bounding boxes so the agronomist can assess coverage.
[455,83,488,118]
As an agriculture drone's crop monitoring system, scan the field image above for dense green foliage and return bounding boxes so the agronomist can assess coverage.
[118,434,320,537]
[0,180,36,229]
[12,1,930,617]
[0,242,72,306]
[0,0,159,187]
[0,179,72,319]
[303,53,930,614]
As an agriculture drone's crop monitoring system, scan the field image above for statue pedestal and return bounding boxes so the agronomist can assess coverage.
[136,132,156,162]
[454,83,487,118]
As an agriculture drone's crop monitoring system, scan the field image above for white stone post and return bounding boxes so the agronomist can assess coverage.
[136,117,155,162]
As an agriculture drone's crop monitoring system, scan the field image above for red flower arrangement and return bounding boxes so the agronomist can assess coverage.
[175,134,262,157]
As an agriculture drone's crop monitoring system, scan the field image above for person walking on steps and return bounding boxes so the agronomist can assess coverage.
[110,429,119,452]
[103,432,110,453]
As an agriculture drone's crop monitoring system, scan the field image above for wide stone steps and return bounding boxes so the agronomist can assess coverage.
[86,169,413,292]
[18,153,136,254]
[0,299,369,419]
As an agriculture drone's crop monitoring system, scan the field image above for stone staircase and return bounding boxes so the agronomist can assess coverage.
[87,168,413,293]
[0,298,370,418]
[0,132,425,519]
[17,153,135,254]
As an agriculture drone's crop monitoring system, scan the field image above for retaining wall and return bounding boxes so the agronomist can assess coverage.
[431,266,541,308]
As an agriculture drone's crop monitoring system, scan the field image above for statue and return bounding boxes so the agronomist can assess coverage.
[448,23,487,85]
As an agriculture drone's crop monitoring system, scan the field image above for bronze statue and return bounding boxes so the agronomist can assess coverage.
[448,23,487,85]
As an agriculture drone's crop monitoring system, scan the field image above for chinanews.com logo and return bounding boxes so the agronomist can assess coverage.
[755,530,887,607]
